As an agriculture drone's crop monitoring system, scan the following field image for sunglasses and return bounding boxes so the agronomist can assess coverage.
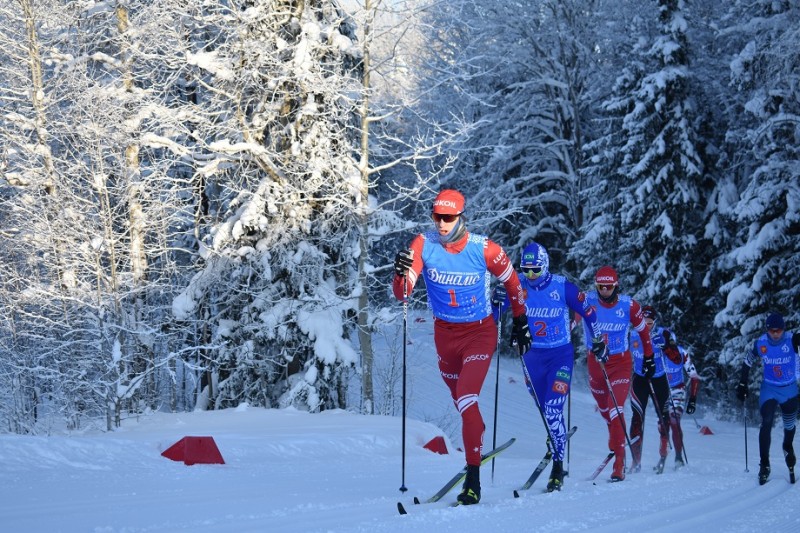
[768,328,784,334]
[596,284,616,291]
[432,213,460,223]
[521,266,543,278]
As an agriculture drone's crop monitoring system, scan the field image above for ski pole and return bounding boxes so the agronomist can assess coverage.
[600,362,636,453]
[567,383,571,476]
[520,357,559,456]
[647,378,672,451]
[399,276,409,493]
[491,316,502,482]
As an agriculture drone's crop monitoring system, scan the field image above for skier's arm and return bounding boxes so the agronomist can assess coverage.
[565,281,601,339]
[630,301,654,357]
[484,240,526,318]
[739,341,759,383]
[662,329,682,364]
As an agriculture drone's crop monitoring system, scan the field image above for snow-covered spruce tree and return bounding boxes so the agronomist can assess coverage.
[582,1,707,328]
[172,1,364,412]
[713,1,800,393]
[413,0,615,272]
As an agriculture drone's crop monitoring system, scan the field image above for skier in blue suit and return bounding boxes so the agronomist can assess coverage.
[736,312,800,485]
[493,242,606,492]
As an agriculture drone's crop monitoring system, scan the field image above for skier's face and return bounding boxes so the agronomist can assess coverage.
[596,284,615,297]
[767,328,784,342]
[432,213,459,236]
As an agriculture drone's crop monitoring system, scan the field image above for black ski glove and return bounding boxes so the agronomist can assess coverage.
[394,250,413,277]
[491,285,507,308]
[686,396,697,415]
[642,356,656,378]
[736,382,748,402]
[591,336,608,363]
[511,314,532,356]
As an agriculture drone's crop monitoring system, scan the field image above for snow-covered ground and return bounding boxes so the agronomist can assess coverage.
[2,312,798,533]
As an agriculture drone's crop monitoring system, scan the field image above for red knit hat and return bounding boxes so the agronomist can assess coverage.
[432,189,465,215]
[595,265,619,286]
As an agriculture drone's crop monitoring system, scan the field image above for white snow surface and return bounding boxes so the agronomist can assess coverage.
[2,313,799,533]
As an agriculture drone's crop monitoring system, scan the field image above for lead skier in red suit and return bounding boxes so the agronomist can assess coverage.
[392,189,530,505]
[582,266,655,481]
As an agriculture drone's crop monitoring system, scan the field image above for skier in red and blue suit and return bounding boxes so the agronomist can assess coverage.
[736,312,800,485]
[392,189,530,505]
[662,344,701,466]
[493,242,606,492]
[583,266,655,481]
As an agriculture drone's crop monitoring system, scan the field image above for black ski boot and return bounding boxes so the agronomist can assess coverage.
[758,463,770,485]
[674,455,685,470]
[457,464,481,505]
[547,460,564,492]
[784,443,796,484]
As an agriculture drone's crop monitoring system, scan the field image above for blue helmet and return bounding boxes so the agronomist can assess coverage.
[520,242,549,275]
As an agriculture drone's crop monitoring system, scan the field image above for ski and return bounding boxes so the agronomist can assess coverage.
[513,426,577,497]
[397,437,516,515]
[790,467,795,484]
[587,452,615,481]
[654,456,667,474]
[586,436,643,482]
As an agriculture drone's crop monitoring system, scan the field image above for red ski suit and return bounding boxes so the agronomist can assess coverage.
[585,293,653,475]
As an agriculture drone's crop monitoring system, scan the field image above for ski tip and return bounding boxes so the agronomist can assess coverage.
[413,496,421,505]
[513,490,520,498]
[397,502,408,515]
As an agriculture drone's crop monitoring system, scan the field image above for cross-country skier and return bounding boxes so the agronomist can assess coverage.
[736,312,800,485]
[392,189,530,505]
[492,242,606,492]
[583,266,655,481]
[663,344,701,467]
[629,306,682,472]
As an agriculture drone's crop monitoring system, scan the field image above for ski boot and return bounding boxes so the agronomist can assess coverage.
[784,443,796,484]
[654,455,667,474]
[457,464,481,505]
[547,460,564,492]
[758,463,770,486]
[610,453,625,482]
[674,454,685,470]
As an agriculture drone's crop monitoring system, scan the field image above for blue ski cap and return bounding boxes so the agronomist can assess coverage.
[520,242,549,274]
[766,312,785,330]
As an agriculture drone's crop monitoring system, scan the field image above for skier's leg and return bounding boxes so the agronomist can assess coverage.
[759,398,778,469]
[780,395,798,472]
[653,376,671,459]
[669,386,686,457]
[538,350,572,462]
[629,375,648,468]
